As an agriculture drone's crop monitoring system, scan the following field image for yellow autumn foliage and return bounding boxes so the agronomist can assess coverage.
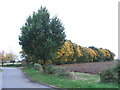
[20,41,115,65]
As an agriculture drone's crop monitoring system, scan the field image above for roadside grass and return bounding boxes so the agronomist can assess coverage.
[0,63,22,67]
[22,67,119,88]
[0,65,21,67]
[0,69,3,72]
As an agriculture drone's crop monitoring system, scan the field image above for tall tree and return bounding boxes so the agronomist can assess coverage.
[19,7,66,65]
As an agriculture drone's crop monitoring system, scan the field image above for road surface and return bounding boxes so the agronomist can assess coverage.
[0,69,2,90]
[0,67,51,88]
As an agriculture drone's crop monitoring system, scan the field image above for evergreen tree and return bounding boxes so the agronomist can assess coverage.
[19,7,66,65]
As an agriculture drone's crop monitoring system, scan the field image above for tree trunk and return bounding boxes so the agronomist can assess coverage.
[42,60,47,72]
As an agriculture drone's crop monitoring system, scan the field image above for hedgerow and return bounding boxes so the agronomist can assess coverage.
[20,41,115,65]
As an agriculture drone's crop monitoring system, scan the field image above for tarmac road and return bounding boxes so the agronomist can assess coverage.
[0,69,2,90]
[1,67,51,88]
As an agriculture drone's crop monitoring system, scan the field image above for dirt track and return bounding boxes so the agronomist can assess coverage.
[57,61,117,74]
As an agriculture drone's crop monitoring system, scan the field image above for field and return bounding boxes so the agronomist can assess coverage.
[22,60,119,88]
[22,68,119,88]
[57,60,117,74]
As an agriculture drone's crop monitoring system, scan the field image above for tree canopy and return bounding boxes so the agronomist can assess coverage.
[19,7,66,64]
[19,7,115,66]
[20,41,115,65]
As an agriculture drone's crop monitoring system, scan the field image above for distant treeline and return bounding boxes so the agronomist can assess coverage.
[37,40,115,65]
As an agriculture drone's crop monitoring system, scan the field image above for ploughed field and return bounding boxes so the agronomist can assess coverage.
[56,60,117,74]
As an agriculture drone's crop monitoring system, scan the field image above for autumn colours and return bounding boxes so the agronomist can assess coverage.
[38,40,115,65]
[19,7,115,65]
[20,40,115,65]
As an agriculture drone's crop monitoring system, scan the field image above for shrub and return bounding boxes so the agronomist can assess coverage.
[34,63,43,72]
[113,61,120,71]
[100,61,120,83]
[113,61,120,83]
[43,65,72,78]
[44,65,57,74]
[55,67,72,78]
[100,68,118,83]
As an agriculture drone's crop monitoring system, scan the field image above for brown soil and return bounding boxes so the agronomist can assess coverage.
[56,61,117,75]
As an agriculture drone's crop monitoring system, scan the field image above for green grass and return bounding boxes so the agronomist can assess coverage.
[0,69,3,72]
[22,67,119,88]
[0,64,22,67]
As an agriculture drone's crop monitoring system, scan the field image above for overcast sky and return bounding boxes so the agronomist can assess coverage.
[0,0,119,59]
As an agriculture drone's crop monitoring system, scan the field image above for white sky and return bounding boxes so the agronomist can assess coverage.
[0,0,119,59]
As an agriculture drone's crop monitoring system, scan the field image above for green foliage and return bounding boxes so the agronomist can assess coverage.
[100,61,120,83]
[1,64,22,67]
[113,60,120,71]
[113,61,120,83]
[24,62,34,68]
[55,67,71,77]
[34,63,43,71]
[100,68,118,83]
[43,65,71,78]
[20,40,115,65]
[44,65,57,74]
[19,7,115,65]
[19,6,66,65]
[52,41,115,65]
[19,50,33,64]
[0,69,3,72]
[22,67,119,88]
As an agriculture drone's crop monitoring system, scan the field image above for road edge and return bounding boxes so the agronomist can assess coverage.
[19,67,58,89]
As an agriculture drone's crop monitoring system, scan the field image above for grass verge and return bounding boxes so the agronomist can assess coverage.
[0,69,3,72]
[22,67,119,88]
[0,64,22,67]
